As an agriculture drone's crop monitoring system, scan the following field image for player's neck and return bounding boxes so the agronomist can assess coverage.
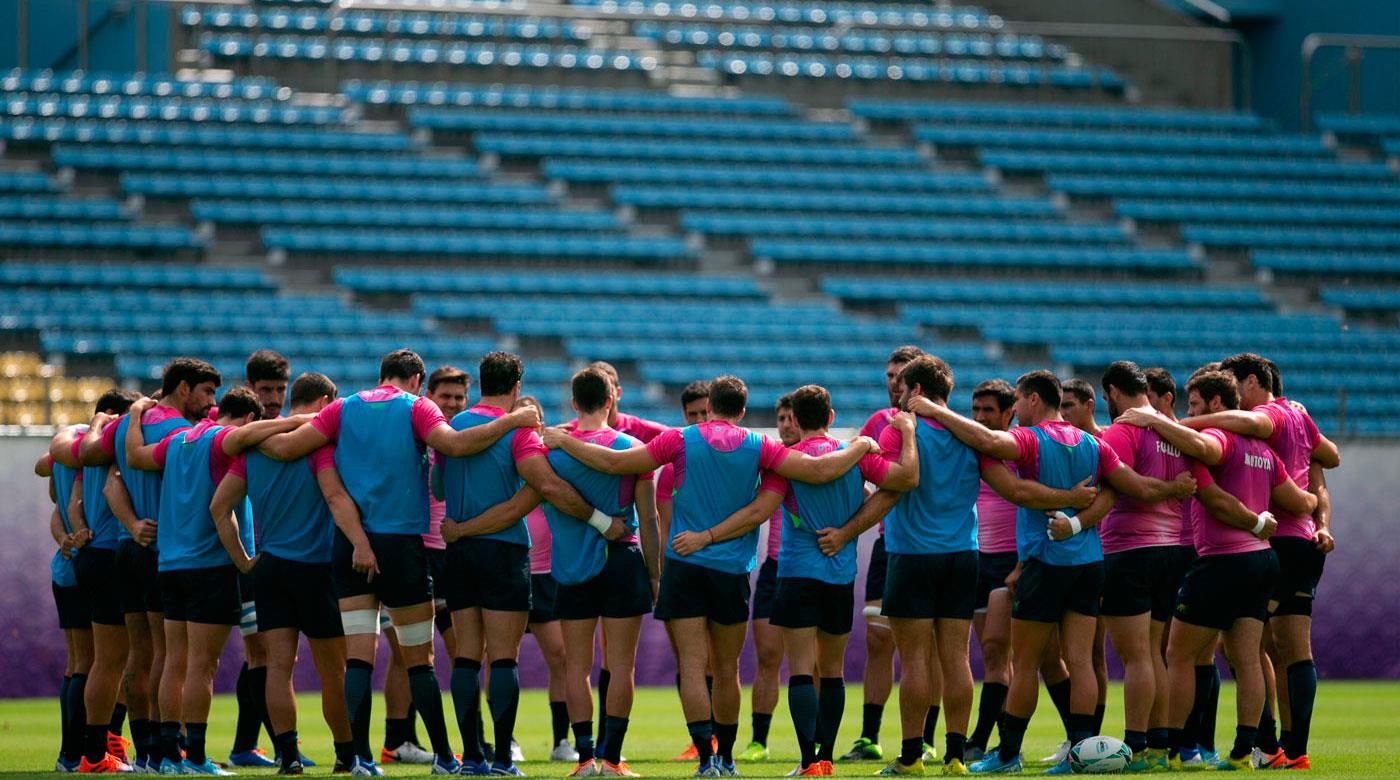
[377,377,415,393]
[575,410,609,430]
[710,415,742,426]
[798,428,829,442]
[289,404,318,416]
[478,394,515,411]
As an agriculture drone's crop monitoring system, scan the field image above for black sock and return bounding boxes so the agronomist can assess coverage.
[84,723,108,764]
[970,682,1006,751]
[705,676,716,732]
[1068,712,1094,747]
[861,702,883,743]
[899,737,922,766]
[333,740,356,770]
[923,705,940,746]
[108,702,127,738]
[130,719,152,765]
[1257,706,1279,753]
[274,730,299,770]
[597,668,612,749]
[68,675,89,763]
[817,677,845,763]
[945,733,966,764]
[1148,727,1170,750]
[752,711,772,747]
[572,721,595,763]
[788,675,818,768]
[1168,726,1190,758]
[344,659,374,762]
[488,660,520,766]
[59,676,72,761]
[406,664,453,763]
[603,716,629,764]
[1201,665,1221,751]
[1046,679,1073,739]
[551,701,570,746]
[384,717,411,750]
[1092,704,1106,737]
[1125,730,1148,754]
[1231,725,1258,761]
[687,720,714,762]
[450,659,483,763]
[1285,660,1317,759]
[233,663,261,752]
[158,721,181,764]
[185,722,208,765]
[406,702,421,747]
[998,714,1029,763]
[714,721,739,764]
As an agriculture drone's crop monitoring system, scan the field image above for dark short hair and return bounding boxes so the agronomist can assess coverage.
[888,345,925,366]
[972,379,1015,412]
[1187,370,1240,410]
[775,393,794,412]
[680,380,710,408]
[95,388,141,416]
[708,375,747,418]
[427,365,470,393]
[898,355,953,402]
[161,357,221,397]
[1263,357,1283,396]
[1062,378,1096,405]
[1144,367,1176,400]
[245,349,290,385]
[1100,361,1148,398]
[289,372,337,408]
[572,368,612,414]
[790,385,831,431]
[1016,370,1062,409]
[514,394,540,411]
[587,360,620,387]
[479,351,524,396]
[379,348,425,383]
[217,386,261,420]
[1219,353,1273,395]
[1188,361,1222,385]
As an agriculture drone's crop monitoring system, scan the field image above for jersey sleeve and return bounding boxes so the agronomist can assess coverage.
[859,410,888,439]
[1268,449,1288,487]
[858,450,892,485]
[758,470,788,496]
[410,396,448,444]
[310,398,344,441]
[655,464,674,505]
[622,413,669,443]
[1188,458,1214,488]
[1099,424,1137,469]
[99,417,120,456]
[227,453,248,480]
[1096,436,1124,477]
[757,435,791,471]
[644,428,684,466]
[308,444,337,475]
[151,430,181,469]
[209,428,236,479]
[1258,403,1286,439]
[1009,426,1039,470]
[876,423,904,461]
[1200,428,1231,462]
[511,428,549,463]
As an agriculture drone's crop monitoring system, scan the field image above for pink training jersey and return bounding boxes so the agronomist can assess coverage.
[312,385,446,447]
[423,450,446,550]
[1097,419,1188,554]
[655,463,674,507]
[976,464,1019,554]
[859,408,897,535]
[565,412,668,444]
[764,507,782,561]
[1259,397,1322,540]
[1179,498,1198,548]
[526,506,551,573]
[644,419,790,496]
[1188,428,1287,557]
[100,404,187,456]
[1005,420,1123,483]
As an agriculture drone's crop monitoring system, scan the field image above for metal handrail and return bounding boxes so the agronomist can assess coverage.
[1300,33,1400,133]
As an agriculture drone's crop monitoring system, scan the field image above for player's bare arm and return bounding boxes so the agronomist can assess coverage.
[1047,485,1118,541]
[1310,463,1333,553]
[1196,482,1276,539]
[1180,409,1273,439]
[635,476,661,584]
[1104,463,1197,503]
[981,461,1099,510]
[1312,435,1341,469]
[123,396,162,471]
[878,411,920,491]
[671,487,783,556]
[209,474,256,573]
[426,404,540,458]
[816,487,901,556]
[65,477,91,549]
[258,421,331,461]
[77,411,120,466]
[518,454,625,540]
[774,436,877,484]
[442,483,543,542]
[220,413,313,456]
[1272,475,1318,518]
[316,463,378,581]
[907,396,1020,460]
[541,426,660,475]
[1118,407,1223,465]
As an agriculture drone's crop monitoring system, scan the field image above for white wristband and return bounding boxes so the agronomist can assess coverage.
[1251,514,1267,536]
[587,509,613,533]
[1068,515,1083,535]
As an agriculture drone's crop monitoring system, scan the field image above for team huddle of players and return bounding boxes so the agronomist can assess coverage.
[37,344,1337,777]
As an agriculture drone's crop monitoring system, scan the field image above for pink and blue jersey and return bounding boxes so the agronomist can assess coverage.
[1260,398,1322,540]
[76,424,121,550]
[543,427,650,585]
[1189,429,1286,557]
[645,420,788,575]
[424,451,447,551]
[764,507,782,563]
[107,405,191,542]
[153,420,250,571]
[230,445,337,564]
[51,459,82,587]
[439,403,547,547]
[526,508,551,574]
[1003,420,1122,566]
[778,435,889,584]
[313,385,443,536]
[1098,420,1188,554]
[976,464,1019,555]
[879,415,981,555]
[860,408,897,536]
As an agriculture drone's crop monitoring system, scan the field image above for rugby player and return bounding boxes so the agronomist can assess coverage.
[585,361,669,443]
[42,434,94,772]
[1118,370,1318,770]
[257,348,541,775]
[908,371,1196,774]
[542,375,879,776]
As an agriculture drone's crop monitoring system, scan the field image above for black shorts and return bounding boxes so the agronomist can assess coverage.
[1270,537,1325,618]
[53,582,92,630]
[427,547,452,631]
[159,565,242,625]
[253,554,343,639]
[1174,549,1279,631]
[74,546,123,626]
[882,550,979,620]
[975,551,1018,612]
[529,573,559,624]
[863,535,888,604]
[654,557,750,625]
[1013,558,1105,623]
[751,557,779,621]
[1101,546,1181,622]
[332,531,432,609]
[555,542,653,621]
[771,577,855,635]
[1169,545,1197,595]
[115,539,162,615]
[442,538,531,613]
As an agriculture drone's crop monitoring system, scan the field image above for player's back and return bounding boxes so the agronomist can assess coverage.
[334,388,428,535]
[668,421,766,574]
[442,404,529,545]
[1016,421,1103,566]
[887,416,980,555]
[1100,421,1187,553]
[1260,398,1321,536]
[544,427,643,585]
[243,447,335,563]
[156,422,226,571]
[781,435,864,584]
[1193,428,1280,558]
[51,459,82,587]
[114,406,190,529]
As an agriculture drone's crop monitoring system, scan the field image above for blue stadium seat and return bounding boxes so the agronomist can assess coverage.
[572,0,994,28]
[684,212,1122,241]
[1048,175,1400,203]
[697,51,1115,88]
[475,134,921,165]
[634,22,1064,60]
[1315,113,1400,139]
[335,268,764,297]
[542,159,991,192]
[183,7,588,42]
[264,228,692,259]
[408,107,857,141]
[202,34,655,72]
[1116,200,1400,226]
[0,69,284,100]
[753,241,1196,269]
[1252,251,1400,275]
[848,99,1268,131]
[0,261,271,289]
[0,196,125,220]
[986,151,1388,179]
[567,338,924,364]
[1319,287,1400,311]
[1,92,340,124]
[823,277,1265,307]
[0,222,203,249]
[0,170,63,193]
[342,80,794,115]
[194,201,620,230]
[1184,225,1400,250]
[921,126,1326,156]
[123,173,550,203]
[0,118,414,150]
[618,187,1057,216]
[902,307,1335,334]
[53,145,478,178]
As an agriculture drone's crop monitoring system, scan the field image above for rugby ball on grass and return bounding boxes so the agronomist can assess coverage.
[1068,736,1132,773]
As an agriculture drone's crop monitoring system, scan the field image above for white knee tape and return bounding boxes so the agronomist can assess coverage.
[862,605,884,619]
[342,609,382,636]
[394,619,434,647]
[239,601,259,637]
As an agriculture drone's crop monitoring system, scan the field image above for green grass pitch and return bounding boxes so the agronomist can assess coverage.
[1,682,1396,777]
